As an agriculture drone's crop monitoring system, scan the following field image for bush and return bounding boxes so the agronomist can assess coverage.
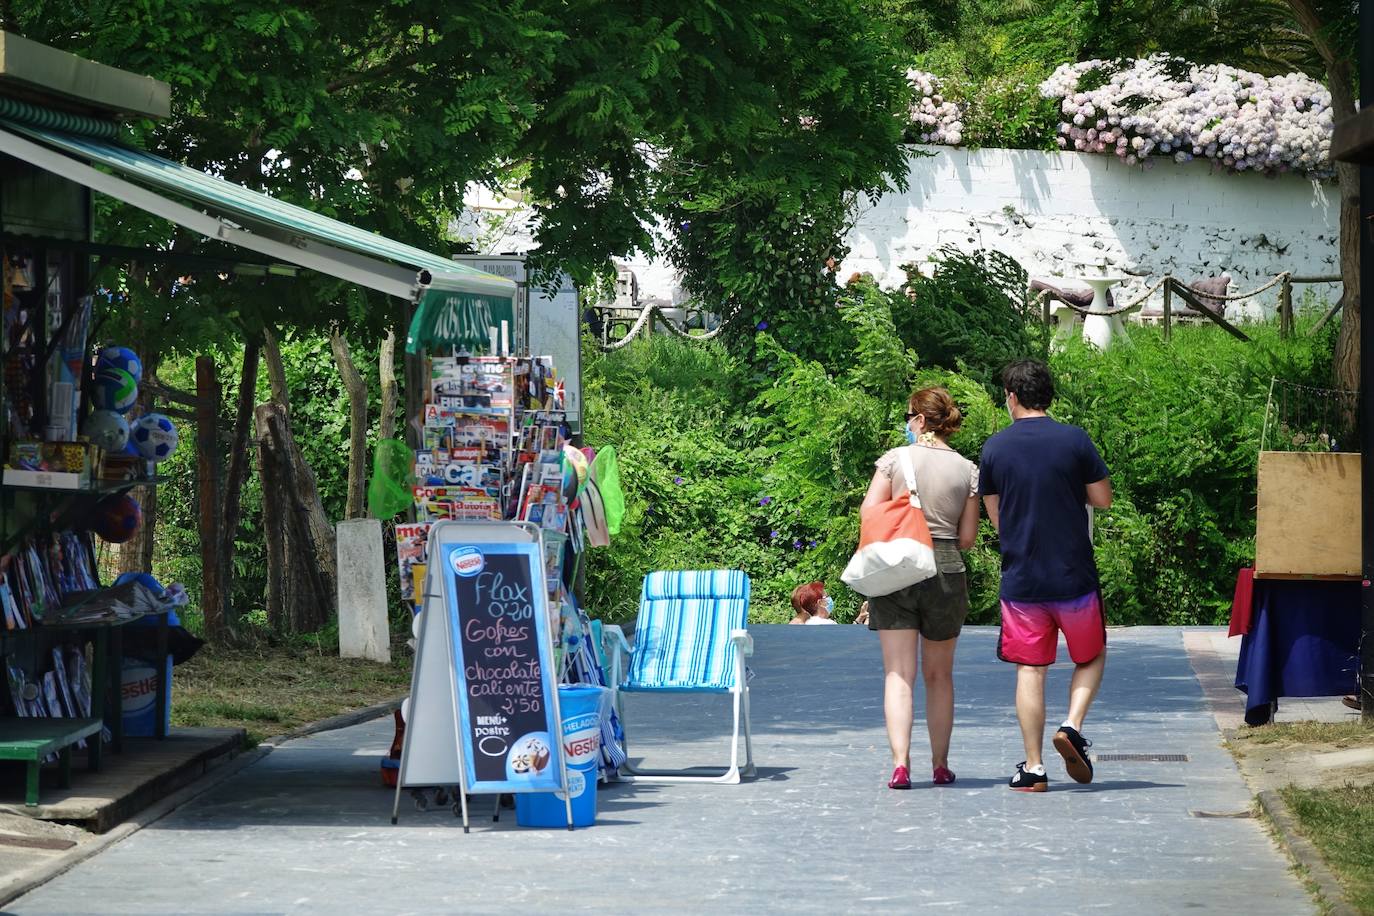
[1052,319,1336,624]
[583,276,1337,628]
[889,247,1046,395]
[581,289,1001,623]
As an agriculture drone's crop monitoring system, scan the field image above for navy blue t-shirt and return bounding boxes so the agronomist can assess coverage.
[978,416,1110,602]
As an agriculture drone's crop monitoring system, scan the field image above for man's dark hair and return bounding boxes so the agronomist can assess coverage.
[1002,359,1054,411]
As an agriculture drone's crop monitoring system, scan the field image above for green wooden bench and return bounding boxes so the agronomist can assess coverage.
[0,718,103,806]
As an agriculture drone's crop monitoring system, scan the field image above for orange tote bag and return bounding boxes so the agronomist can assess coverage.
[840,447,938,597]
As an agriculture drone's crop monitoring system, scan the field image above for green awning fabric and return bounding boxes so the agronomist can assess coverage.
[406,285,518,354]
[0,121,515,315]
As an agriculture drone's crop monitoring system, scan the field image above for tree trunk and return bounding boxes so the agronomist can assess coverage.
[329,328,368,520]
[195,356,227,642]
[263,326,290,410]
[1286,0,1359,390]
[218,337,261,629]
[255,402,337,634]
[379,326,398,442]
[1332,157,1361,392]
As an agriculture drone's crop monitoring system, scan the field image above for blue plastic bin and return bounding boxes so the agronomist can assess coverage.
[515,685,607,828]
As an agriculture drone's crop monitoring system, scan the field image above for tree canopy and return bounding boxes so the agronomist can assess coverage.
[7,1,912,349]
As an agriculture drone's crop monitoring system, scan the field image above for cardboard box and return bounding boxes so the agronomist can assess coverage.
[1255,450,1361,579]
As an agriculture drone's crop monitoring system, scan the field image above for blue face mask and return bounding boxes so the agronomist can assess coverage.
[823,596,834,614]
[905,426,917,445]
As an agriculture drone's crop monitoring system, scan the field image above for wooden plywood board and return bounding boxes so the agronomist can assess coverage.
[1255,451,1361,578]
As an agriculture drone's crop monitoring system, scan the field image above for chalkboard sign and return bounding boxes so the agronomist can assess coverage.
[441,540,564,793]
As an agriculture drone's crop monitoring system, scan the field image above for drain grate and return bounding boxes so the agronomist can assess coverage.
[1093,753,1189,763]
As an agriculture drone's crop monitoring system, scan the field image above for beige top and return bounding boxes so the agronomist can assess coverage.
[874,444,979,540]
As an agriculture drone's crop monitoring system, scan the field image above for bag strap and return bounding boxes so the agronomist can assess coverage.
[897,446,923,509]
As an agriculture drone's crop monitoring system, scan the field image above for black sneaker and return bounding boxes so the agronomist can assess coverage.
[1053,725,1094,784]
[1008,761,1048,792]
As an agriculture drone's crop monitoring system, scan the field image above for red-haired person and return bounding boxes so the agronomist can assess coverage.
[789,581,828,625]
[861,387,980,789]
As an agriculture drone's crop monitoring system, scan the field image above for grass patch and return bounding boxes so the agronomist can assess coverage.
[172,643,411,743]
[1280,784,1374,914]
[1231,721,1374,749]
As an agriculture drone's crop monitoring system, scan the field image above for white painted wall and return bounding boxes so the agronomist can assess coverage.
[846,146,1341,320]
[455,146,1342,320]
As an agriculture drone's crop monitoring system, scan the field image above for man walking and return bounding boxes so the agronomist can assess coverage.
[979,359,1113,792]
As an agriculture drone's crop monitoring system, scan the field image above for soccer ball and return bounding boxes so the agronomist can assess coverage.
[92,366,138,413]
[96,346,142,384]
[82,409,130,452]
[131,413,179,461]
[93,494,142,544]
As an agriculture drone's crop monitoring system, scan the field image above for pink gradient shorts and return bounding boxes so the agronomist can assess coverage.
[997,590,1106,666]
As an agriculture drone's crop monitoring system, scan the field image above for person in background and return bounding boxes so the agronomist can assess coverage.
[789,581,825,625]
[980,359,1113,793]
[861,387,979,790]
[805,588,838,626]
[854,601,870,626]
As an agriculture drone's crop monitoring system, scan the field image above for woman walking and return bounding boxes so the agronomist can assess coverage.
[862,387,979,789]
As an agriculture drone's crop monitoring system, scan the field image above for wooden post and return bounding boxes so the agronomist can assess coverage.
[1162,279,1173,341]
[1279,275,1293,339]
[219,339,261,634]
[195,356,226,641]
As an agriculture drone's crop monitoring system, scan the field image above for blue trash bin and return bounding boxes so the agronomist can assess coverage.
[515,685,608,828]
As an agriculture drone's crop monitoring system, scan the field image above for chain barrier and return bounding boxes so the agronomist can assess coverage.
[1040,271,1293,318]
[597,300,734,350]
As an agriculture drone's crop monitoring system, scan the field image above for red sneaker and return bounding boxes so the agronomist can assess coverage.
[888,765,912,789]
[933,766,956,785]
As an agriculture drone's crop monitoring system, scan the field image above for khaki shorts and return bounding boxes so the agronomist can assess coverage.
[866,540,969,641]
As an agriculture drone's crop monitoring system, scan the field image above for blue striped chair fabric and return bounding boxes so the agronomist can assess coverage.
[623,570,750,693]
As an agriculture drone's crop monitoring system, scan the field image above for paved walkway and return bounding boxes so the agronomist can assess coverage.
[11,627,1311,914]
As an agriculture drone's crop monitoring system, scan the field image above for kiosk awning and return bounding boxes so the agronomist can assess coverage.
[0,121,515,311]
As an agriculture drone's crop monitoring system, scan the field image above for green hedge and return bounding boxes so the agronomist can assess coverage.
[582,274,1337,626]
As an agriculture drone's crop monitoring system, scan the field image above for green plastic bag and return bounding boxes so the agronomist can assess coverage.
[593,446,625,536]
[582,445,626,546]
[367,438,413,520]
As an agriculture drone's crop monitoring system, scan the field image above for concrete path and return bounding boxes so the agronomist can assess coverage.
[11,626,1311,914]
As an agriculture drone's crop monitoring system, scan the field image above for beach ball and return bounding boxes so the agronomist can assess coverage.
[92,366,138,413]
[96,346,142,384]
[82,409,130,452]
[94,494,141,543]
[131,413,179,461]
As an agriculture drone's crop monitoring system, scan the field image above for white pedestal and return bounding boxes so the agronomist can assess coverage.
[337,518,392,663]
[1068,276,1129,351]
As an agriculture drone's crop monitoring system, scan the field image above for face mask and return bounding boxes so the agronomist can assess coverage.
[905,425,917,445]
[822,596,834,614]
[1005,396,1014,423]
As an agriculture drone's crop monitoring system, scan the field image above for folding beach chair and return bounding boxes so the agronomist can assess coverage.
[603,570,755,784]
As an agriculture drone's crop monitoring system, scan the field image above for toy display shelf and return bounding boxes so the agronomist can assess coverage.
[0,476,165,558]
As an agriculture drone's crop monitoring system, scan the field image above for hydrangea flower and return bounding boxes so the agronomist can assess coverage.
[1039,56,1332,177]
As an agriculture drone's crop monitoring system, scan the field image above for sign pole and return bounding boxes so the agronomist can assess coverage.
[440,557,473,833]
[540,533,575,829]
[1361,0,1374,723]
[391,571,433,826]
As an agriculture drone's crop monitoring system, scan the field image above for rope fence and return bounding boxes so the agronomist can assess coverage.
[594,268,1342,349]
[1035,270,1340,341]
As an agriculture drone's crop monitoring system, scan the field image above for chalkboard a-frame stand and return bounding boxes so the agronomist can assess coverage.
[390,520,574,831]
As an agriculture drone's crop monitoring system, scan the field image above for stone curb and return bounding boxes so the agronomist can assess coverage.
[0,697,403,909]
[261,696,403,747]
[1256,789,1357,916]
